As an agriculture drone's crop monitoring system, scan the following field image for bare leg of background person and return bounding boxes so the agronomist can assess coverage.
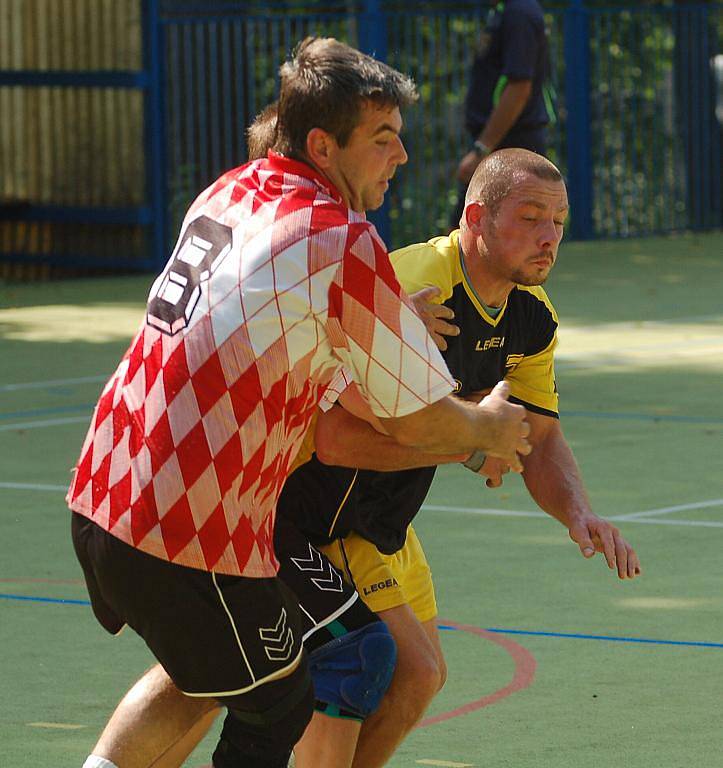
[350,607,445,768]
[89,664,219,768]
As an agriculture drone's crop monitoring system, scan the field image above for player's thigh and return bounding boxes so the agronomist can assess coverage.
[319,527,437,623]
[394,525,438,624]
[320,532,407,614]
[375,602,440,692]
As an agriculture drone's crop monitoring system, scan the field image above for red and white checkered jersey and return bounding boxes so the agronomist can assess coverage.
[67,153,454,577]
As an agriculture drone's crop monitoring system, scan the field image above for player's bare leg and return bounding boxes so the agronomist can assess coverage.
[350,605,444,768]
[420,616,448,691]
[88,663,364,768]
[293,711,361,768]
[87,664,219,768]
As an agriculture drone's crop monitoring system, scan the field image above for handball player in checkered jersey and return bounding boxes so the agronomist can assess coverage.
[70,37,532,768]
[76,110,642,768]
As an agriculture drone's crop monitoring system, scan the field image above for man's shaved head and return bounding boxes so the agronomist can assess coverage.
[465,148,563,216]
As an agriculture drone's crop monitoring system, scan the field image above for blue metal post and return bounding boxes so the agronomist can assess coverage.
[564,0,594,239]
[360,0,392,247]
[143,0,167,271]
[359,0,388,60]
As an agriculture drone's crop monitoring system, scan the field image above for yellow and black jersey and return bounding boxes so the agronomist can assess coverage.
[281,231,561,555]
[279,451,359,548]
[391,229,559,417]
[347,231,561,553]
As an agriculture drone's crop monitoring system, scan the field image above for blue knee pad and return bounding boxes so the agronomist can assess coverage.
[308,621,396,719]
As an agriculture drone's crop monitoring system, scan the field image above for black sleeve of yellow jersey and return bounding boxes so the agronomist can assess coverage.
[505,288,559,417]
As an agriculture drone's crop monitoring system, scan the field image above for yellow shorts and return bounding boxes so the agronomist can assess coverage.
[319,525,437,623]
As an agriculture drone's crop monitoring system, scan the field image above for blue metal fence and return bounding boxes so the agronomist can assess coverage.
[0,0,164,270]
[1,1,721,271]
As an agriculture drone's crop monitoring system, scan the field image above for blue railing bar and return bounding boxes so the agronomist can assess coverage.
[163,0,483,8]
[0,71,150,89]
[570,3,717,14]
[159,12,350,26]
[158,4,722,23]
[563,0,594,240]
[143,0,168,270]
[0,205,153,226]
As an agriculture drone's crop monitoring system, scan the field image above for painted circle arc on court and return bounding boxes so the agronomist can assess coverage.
[418,619,537,728]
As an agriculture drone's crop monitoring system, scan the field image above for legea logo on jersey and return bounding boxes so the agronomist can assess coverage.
[475,336,505,352]
[453,379,463,393]
[362,577,399,597]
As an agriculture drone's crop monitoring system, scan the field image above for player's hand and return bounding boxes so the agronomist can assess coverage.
[456,151,482,185]
[476,381,531,472]
[410,286,460,351]
[478,456,511,488]
[568,513,642,580]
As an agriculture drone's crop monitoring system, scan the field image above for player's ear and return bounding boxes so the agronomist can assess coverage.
[306,128,336,170]
[463,201,485,233]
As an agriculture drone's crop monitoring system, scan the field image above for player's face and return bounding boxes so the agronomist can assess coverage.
[331,103,408,212]
[482,174,569,286]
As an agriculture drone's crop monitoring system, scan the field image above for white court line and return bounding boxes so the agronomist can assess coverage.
[421,504,723,529]
[424,505,547,519]
[0,374,107,392]
[0,415,89,432]
[615,517,723,529]
[0,482,68,492]
[27,721,86,730]
[612,499,723,521]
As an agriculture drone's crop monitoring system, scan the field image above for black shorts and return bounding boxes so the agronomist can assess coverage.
[274,514,379,654]
[72,512,308,709]
[72,512,379,701]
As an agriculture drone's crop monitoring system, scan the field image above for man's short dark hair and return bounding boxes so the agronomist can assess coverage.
[247,102,279,160]
[276,37,418,159]
[466,148,564,216]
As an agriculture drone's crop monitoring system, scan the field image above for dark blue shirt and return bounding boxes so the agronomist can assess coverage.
[464,0,552,139]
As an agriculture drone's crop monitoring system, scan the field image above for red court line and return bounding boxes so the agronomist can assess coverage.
[418,619,537,728]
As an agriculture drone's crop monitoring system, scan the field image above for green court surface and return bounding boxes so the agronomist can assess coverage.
[1,232,722,767]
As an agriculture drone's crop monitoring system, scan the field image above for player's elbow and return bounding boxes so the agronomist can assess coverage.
[314,423,348,466]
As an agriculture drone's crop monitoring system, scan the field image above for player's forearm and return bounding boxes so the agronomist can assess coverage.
[379,394,514,457]
[315,406,466,470]
[522,428,592,528]
[478,80,532,150]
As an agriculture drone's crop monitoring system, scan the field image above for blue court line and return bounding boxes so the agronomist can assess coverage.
[0,593,91,606]
[438,624,723,649]
[0,404,94,420]
[562,410,723,425]
[3,592,721,649]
